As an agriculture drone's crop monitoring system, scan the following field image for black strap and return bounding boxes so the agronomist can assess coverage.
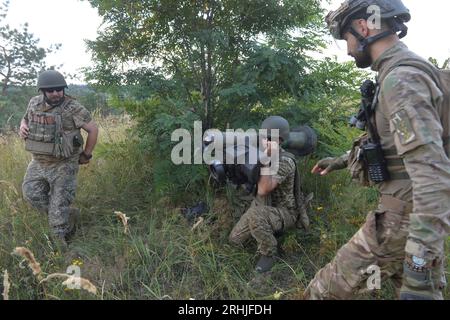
[383,147,399,157]
[390,171,410,180]
[386,158,404,167]
[443,136,450,146]
[349,27,394,52]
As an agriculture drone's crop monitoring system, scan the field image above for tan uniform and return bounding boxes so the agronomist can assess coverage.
[22,95,92,237]
[305,42,448,299]
[229,152,298,256]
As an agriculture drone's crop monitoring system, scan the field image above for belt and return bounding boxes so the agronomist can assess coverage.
[380,195,413,214]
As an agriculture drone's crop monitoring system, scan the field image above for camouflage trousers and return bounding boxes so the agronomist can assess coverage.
[304,195,445,299]
[22,159,79,237]
[229,203,297,256]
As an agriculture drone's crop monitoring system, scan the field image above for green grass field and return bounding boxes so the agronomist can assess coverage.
[0,115,448,300]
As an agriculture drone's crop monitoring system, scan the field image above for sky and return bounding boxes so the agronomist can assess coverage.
[2,0,102,83]
[2,0,450,84]
[320,0,450,64]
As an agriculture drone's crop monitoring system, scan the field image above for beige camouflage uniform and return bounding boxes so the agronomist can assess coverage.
[305,42,448,299]
[229,151,298,256]
[22,95,92,238]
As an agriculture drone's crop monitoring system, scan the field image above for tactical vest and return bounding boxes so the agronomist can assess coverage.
[280,151,312,230]
[25,97,84,158]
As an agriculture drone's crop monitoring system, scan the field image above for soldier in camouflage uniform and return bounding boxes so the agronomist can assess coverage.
[19,70,99,244]
[229,116,309,273]
[304,0,449,300]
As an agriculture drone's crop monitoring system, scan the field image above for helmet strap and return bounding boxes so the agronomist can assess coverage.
[349,27,394,52]
[349,17,409,52]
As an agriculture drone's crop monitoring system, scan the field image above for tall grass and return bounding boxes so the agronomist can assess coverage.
[0,116,448,300]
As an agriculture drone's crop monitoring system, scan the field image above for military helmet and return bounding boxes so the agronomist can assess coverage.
[261,116,290,142]
[326,0,411,40]
[37,70,68,90]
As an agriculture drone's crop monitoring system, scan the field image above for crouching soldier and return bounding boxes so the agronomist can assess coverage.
[229,116,310,273]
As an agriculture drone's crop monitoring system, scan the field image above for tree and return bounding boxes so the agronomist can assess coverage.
[86,0,324,129]
[0,0,60,95]
[85,0,367,200]
[429,57,450,70]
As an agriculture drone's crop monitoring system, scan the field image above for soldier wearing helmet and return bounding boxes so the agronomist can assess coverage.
[305,0,448,300]
[19,70,99,246]
[229,116,310,273]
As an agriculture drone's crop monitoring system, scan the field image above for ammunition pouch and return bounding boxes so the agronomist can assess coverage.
[26,112,57,156]
[54,130,83,158]
[348,134,372,186]
[25,102,83,158]
[280,151,312,230]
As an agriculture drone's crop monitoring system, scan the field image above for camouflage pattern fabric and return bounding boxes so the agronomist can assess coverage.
[305,199,412,299]
[229,204,297,256]
[23,95,92,165]
[305,42,448,299]
[376,43,449,298]
[229,153,298,256]
[304,197,445,299]
[22,95,92,238]
[270,154,297,211]
[22,159,79,237]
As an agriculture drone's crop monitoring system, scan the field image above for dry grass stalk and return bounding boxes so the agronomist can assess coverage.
[40,273,71,283]
[12,247,42,278]
[41,273,97,295]
[2,270,10,300]
[114,211,130,234]
[191,217,204,231]
[62,277,97,295]
[0,180,19,196]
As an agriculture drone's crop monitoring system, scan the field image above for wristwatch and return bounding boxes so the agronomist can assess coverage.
[81,151,93,160]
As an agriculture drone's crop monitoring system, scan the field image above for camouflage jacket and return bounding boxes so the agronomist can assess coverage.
[372,41,450,256]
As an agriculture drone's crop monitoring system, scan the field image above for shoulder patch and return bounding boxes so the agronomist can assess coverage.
[390,109,416,144]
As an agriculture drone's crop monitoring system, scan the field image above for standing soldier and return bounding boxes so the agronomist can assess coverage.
[229,116,310,273]
[305,0,449,300]
[19,70,98,245]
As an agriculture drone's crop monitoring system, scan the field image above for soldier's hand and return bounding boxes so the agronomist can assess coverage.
[19,121,29,139]
[311,157,335,176]
[262,139,279,157]
[78,151,92,165]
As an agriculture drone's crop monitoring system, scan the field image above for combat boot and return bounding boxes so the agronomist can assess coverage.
[297,210,310,231]
[255,255,275,273]
[66,208,80,241]
[52,232,68,251]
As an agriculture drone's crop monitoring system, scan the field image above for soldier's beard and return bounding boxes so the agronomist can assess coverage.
[44,94,65,107]
[353,48,373,69]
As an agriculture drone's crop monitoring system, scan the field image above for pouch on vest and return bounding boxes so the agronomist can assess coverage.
[280,151,312,230]
[25,112,57,156]
[25,98,82,158]
[63,130,83,156]
[348,133,372,187]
